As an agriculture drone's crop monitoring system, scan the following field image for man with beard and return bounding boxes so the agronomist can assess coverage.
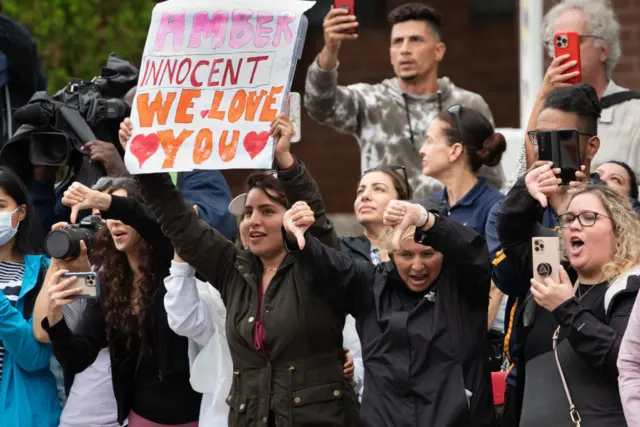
[304,2,504,199]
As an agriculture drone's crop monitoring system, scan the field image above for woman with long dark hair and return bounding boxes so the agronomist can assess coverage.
[130,115,361,426]
[40,178,201,426]
[0,167,60,426]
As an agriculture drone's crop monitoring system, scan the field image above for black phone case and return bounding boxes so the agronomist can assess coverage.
[538,135,580,185]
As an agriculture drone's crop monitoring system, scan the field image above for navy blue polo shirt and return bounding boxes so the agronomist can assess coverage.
[435,177,504,236]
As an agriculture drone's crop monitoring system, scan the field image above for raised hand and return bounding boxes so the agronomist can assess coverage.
[323,6,359,53]
[46,268,83,326]
[118,118,134,150]
[62,182,111,224]
[283,201,315,249]
[530,266,573,312]
[525,162,559,208]
[539,54,580,99]
[383,200,427,251]
[271,112,295,169]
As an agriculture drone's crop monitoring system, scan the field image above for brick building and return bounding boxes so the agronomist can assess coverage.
[222,0,640,217]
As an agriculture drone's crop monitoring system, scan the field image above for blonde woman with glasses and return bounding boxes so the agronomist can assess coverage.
[518,182,640,427]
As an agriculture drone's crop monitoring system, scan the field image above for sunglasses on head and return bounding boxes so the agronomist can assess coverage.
[364,165,410,194]
[447,105,467,146]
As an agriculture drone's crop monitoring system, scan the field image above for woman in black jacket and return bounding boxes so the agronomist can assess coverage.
[282,198,494,427]
[497,165,640,427]
[340,166,413,264]
[41,178,201,426]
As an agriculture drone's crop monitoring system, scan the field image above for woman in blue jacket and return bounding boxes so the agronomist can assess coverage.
[0,167,60,426]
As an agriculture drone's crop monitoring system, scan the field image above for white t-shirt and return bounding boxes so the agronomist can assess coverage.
[58,301,120,427]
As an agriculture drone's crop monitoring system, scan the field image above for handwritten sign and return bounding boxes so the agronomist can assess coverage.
[126,0,313,174]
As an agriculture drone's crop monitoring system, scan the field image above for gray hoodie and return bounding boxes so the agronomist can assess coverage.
[304,57,505,199]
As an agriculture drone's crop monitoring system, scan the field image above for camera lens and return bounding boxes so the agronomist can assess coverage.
[44,229,75,259]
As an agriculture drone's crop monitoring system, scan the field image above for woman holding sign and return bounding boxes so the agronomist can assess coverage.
[130,114,361,426]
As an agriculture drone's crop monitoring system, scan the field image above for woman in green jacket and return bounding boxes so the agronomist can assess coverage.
[129,115,360,427]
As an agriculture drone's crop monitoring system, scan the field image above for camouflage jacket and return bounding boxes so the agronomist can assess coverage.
[304,56,505,199]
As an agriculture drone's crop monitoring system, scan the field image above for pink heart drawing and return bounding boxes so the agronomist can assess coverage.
[200,110,210,119]
[130,133,160,167]
[243,131,269,159]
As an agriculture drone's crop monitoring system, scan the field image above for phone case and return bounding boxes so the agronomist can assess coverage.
[554,32,581,84]
[62,272,100,299]
[532,237,561,284]
[333,0,357,33]
[289,92,301,143]
[536,129,581,185]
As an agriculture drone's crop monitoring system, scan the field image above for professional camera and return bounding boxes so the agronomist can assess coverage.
[0,54,138,185]
[44,215,104,260]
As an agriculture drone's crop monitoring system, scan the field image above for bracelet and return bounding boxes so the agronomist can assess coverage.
[416,207,429,228]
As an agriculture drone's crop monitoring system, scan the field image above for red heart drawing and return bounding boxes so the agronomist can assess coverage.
[200,110,210,119]
[243,131,269,159]
[130,133,160,167]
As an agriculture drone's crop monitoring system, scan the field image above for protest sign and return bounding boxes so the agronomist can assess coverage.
[125,0,312,174]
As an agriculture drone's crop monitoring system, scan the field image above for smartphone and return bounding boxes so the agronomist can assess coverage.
[289,92,301,143]
[532,237,561,284]
[536,129,581,185]
[62,272,100,299]
[333,0,357,33]
[554,32,581,84]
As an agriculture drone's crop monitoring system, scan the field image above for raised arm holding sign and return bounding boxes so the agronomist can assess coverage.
[126,0,311,174]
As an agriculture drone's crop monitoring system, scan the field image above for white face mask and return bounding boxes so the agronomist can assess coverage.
[0,208,20,247]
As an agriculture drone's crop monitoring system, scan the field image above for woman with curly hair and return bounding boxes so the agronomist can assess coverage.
[39,178,201,427]
[507,176,640,427]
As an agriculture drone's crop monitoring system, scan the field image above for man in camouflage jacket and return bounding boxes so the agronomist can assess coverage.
[305,2,505,199]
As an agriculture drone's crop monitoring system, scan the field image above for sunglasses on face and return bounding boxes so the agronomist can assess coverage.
[527,128,593,146]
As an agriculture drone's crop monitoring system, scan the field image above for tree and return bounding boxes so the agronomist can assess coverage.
[4,0,154,93]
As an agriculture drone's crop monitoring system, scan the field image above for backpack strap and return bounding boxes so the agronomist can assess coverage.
[599,91,640,109]
[21,259,47,321]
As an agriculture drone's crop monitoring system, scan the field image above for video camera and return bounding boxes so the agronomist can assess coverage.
[0,54,138,185]
[44,215,104,260]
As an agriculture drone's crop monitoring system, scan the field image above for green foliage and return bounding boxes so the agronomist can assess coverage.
[3,0,155,93]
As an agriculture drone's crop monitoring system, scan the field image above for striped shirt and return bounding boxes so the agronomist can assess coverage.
[0,261,25,389]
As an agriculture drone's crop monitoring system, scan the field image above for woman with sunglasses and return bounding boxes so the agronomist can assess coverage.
[420,105,508,361]
[129,114,360,426]
[420,105,506,236]
[343,166,413,264]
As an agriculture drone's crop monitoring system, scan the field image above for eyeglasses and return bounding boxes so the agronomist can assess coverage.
[579,34,604,44]
[447,105,466,146]
[364,165,410,195]
[557,211,609,229]
[527,128,593,146]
